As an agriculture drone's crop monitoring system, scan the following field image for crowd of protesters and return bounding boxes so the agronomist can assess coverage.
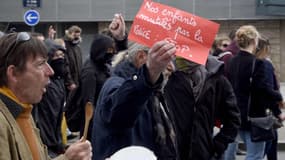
[0,12,284,160]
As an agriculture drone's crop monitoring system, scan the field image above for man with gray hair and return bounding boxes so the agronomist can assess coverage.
[91,41,177,160]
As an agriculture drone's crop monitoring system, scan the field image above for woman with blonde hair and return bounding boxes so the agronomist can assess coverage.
[227,25,283,160]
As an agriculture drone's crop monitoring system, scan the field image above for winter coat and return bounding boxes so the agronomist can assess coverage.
[91,60,177,160]
[164,56,240,160]
[64,39,83,86]
[225,40,240,56]
[0,94,66,160]
[78,59,110,140]
[228,50,282,130]
[223,40,240,77]
[262,59,282,116]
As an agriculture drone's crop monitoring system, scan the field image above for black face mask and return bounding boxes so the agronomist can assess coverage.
[49,58,66,78]
[104,53,114,64]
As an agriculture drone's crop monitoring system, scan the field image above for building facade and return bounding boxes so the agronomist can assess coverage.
[1,0,285,80]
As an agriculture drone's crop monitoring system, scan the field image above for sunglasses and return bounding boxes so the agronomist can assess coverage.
[5,32,31,67]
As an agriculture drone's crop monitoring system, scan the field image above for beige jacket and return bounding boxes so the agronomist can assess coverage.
[0,99,66,160]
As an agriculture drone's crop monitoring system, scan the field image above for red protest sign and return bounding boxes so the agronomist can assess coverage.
[128,1,220,65]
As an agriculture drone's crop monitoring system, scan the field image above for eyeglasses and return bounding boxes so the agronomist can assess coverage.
[5,32,31,67]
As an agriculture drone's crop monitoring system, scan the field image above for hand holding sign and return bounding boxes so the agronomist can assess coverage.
[128,1,220,65]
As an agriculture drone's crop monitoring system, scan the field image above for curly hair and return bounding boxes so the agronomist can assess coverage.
[236,25,260,49]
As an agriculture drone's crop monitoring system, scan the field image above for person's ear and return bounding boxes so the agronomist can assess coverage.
[136,50,147,67]
[137,50,147,60]
[6,65,18,84]
[134,51,141,68]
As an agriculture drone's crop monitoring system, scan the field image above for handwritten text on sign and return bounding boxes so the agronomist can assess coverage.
[128,1,220,65]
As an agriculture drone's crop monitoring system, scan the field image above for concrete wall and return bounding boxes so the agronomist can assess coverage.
[0,1,284,81]
[1,20,284,81]
[0,0,285,22]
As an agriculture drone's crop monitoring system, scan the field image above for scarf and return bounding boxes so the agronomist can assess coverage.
[176,57,207,101]
[0,87,41,160]
[151,90,178,160]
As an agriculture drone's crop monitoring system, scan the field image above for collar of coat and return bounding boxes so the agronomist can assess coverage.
[0,93,23,118]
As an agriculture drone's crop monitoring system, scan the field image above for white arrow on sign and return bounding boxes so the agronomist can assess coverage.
[27,13,38,22]
[23,9,40,26]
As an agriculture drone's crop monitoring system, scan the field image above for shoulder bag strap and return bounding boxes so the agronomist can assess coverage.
[247,58,256,120]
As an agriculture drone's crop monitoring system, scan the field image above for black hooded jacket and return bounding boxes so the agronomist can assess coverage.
[164,56,241,160]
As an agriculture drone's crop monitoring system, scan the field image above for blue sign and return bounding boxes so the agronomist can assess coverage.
[23,10,40,26]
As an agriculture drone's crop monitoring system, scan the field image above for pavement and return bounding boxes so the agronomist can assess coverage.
[236,151,285,160]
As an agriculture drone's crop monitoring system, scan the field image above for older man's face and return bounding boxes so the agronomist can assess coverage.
[11,55,54,104]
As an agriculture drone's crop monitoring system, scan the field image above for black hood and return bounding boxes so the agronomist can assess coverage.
[90,34,115,64]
